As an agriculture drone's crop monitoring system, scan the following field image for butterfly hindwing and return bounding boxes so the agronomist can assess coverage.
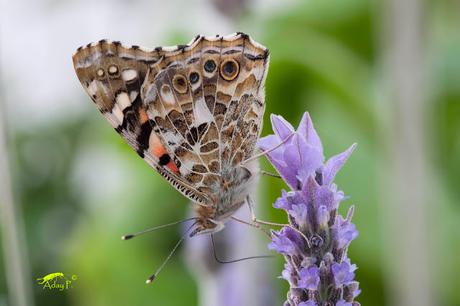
[212,35,269,166]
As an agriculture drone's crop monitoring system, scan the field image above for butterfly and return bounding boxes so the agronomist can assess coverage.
[72,32,269,237]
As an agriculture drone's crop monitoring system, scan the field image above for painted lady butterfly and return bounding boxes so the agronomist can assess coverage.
[72,33,269,237]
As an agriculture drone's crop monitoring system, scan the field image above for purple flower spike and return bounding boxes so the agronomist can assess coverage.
[268,227,303,255]
[289,204,309,230]
[258,114,324,190]
[297,112,323,155]
[298,301,317,306]
[281,263,296,285]
[260,112,360,305]
[332,259,357,287]
[298,266,320,290]
[336,300,353,306]
[334,215,359,250]
[322,143,357,186]
[317,205,329,227]
[274,192,290,210]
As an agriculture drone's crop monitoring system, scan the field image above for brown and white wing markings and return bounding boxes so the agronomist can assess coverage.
[72,40,210,205]
[140,33,269,197]
[214,34,269,167]
[231,41,269,164]
[72,33,269,206]
[194,34,268,169]
[142,56,221,197]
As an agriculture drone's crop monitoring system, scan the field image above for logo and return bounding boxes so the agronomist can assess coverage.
[36,272,77,291]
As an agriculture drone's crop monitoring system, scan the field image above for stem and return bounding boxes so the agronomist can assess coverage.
[0,82,35,306]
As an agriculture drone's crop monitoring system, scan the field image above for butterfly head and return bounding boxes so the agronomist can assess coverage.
[189,205,223,236]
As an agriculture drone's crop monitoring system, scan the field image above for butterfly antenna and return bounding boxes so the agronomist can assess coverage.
[145,221,197,284]
[210,234,273,264]
[122,218,197,240]
[241,132,294,165]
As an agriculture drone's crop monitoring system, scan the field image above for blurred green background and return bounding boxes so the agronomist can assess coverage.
[1,0,459,305]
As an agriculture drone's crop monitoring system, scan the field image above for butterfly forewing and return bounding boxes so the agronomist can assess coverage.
[73,40,209,204]
[72,33,269,211]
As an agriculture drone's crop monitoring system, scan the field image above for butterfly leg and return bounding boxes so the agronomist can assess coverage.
[246,195,286,228]
[260,170,281,179]
[230,215,271,237]
[246,196,311,247]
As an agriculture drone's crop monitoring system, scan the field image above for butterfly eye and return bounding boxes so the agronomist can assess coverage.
[204,60,216,73]
[172,74,188,94]
[189,72,200,84]
[220,59,239,81]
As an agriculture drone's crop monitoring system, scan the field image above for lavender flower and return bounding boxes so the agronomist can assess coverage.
[259,113,360,306]
[298,301,317,306]
[298,266,320,290]
[332,259,357,286]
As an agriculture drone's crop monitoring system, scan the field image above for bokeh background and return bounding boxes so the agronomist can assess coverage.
[1,0,459,305]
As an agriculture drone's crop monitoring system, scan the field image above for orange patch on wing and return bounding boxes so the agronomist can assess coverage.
[149,132,166,157]
[138,108,149,124]
[148,131,179,174]
[166,160,179,173]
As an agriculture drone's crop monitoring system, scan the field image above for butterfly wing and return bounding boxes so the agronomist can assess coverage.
[209,34,269,167]
[140,33,269,196]
[72,33,269,206]
[72,40,210,205]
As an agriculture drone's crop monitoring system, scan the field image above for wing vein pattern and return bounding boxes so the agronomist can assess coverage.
[72,33,269,206]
